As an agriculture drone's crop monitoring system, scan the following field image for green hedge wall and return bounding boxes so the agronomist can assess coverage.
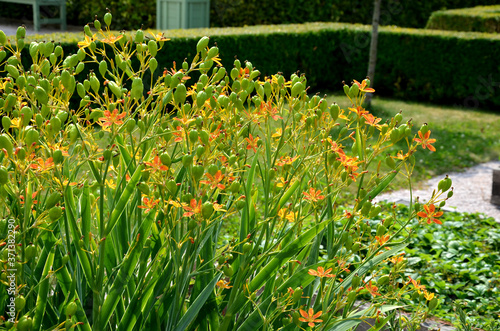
[426,5,500,33]
[14,23,500,109]
[3,0,499,32]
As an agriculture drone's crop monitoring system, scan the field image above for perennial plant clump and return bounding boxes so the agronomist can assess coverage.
[0,14,453,330]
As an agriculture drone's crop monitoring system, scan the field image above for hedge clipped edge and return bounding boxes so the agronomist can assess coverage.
[426,5,500,33]
[16,22,500,44]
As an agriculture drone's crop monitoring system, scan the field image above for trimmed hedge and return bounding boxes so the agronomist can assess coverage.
[426,5,500,33]
[210,0,500,29]
[2,0,500,32]
[10,22,500,109]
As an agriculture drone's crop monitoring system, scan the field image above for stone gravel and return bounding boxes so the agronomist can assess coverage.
[375,161,500,222]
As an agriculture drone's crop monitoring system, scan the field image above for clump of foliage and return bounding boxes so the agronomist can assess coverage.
[388,205,500,330]
[0,13,450,330]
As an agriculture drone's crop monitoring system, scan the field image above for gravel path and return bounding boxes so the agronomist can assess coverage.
[375,161,500,222]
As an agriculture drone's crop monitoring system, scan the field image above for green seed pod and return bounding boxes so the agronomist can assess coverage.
[160,153,171,167]
[53,150,64,164]
[0,134,13,157]
[385,155,396,169]
[94,19,101,30]
[384,216,394,228]
[45,191,62,209]
[192,165,204,181]
[135,29,144,43]
[107,81,122,99]
[428,297,438,310]
[6,64,19,79]
[376,224,387,237]
[205,46,219,60]
[437,176,452,192]
[202,201,214,219]
[50,116,62,132]
[351,242,360,253]
[292,287,302,303]
[49,206,63,220]
[149,57,158,73]
[25,128,40,147]
[395,113,403,123]
[199,130,209,145]
[16,316,32,331]
[84,24,92,37]
[291,81,304,98]
[0,166,8,185]
[351,274,361,289]
[229,181,240,194]
[196,36,210,53]
[166,180,177,196]
[104,12,112,26]
[349,83,359,99]
[390,129,400,143]
[420,124,429,135]
[182,154,193,168]
[377,275,390,286]
[146,40,158,57]
[345,234,353,251]
[447,190,453,198]
[66,302,78,316]
[17,147,26,160]
[174,83,187,105]
[0,30,7,45]
[34,86,49,105]
[131,77,144,101]
[25,244,36,260]
[223,264,234,277]
[2,116,11,130]
[207,164,218,176]
[361,201,372,216]
[347,291,357,304]
[196,145,205,157]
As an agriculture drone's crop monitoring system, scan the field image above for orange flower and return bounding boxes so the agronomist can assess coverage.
[353,79,375,93]
[258,100,282,121]
[303,188,325,203]
[138,197,160,212]
[308,266,335,278]
[276,155,298,167]
[30,157,54,172]
[363,280,381,297]
[77,34,95,49]
[423,290,435,301]
[414,130,436,152]
[390,253,405,265]
[144,155,169,172]
[348,106,369,118]
[182,199,202,217]
[101,34,124,44]
[99,109,126,127]
[200,170,225,190]
[216,280,232,289]
[245,134,260,152]
[172,126,184,142]
[417,204,443,225]
[408,276,426,292]
[375,234,390,246]
[362,113,382,127]
[239,67,250,78]
[299,308,323,327]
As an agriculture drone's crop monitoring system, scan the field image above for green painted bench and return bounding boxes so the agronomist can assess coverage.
[0,0,66,32]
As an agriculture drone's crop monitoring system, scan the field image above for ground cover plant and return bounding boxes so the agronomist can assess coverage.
[0,14,454,330]
[382,204,500,331]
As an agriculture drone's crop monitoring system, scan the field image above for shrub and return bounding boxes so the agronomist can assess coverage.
[426,5,500,33]
[0,16,453,330]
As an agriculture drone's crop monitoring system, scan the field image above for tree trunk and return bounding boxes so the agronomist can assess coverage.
[366,0,382,106]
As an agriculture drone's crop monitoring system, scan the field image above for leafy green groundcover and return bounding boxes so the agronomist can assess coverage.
[384,204,500,330]
[426,5,500,33]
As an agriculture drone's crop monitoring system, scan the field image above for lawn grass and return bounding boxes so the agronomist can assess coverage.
[324,93,500,190]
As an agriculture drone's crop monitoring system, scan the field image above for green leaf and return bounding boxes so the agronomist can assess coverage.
[172,273,222,331]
